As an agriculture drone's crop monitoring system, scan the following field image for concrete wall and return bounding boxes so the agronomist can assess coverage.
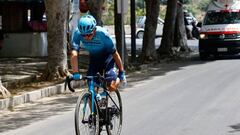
[0,25,131,57]
[0,32,47,57]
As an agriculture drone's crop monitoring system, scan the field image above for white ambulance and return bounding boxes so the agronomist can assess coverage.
[199,0,240,59]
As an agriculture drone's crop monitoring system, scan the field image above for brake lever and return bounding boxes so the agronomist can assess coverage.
[65,76,75,92]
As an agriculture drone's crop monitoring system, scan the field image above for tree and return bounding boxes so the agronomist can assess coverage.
[114,0,128,68]
[87,0,105,26]
[0,78,11,98]
[140,0,160,63]
[174,2,190,54]
[157,0,190,58]
[43,0,69,81]
[157,0,178,57]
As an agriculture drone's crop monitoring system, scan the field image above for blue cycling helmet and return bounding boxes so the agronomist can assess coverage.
[78,15,97,34]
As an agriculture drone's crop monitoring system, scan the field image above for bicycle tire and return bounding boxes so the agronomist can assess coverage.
[106,90,123,135]
[75,91,100,135]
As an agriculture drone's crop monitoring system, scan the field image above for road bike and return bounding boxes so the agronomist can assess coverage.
[65,73,122,135]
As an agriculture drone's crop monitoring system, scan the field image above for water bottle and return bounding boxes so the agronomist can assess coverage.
[118,70,127,89]
[119,75,127,89]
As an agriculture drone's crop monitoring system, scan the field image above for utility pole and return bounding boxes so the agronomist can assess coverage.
[131,0,136,61]
[115,0,129,67]
[121,0,125,66]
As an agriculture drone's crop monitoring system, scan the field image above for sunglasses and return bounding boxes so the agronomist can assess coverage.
[81,33,94,37]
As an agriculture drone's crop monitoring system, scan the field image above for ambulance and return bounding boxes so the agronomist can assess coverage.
[199,0,240,59]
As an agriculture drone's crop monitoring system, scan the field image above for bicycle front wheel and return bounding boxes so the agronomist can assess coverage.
[106,90,123,135]
[75,91,100,135]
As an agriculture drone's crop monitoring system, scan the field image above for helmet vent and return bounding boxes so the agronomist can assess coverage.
[83,26,86,32]
[79,25,82,31]
[86,25,90,31]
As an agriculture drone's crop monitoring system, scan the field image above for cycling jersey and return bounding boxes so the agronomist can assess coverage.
[71,26,117,80]
[71,26,116,61]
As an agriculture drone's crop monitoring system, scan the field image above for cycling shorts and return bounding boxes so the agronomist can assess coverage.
[87,55,117,82]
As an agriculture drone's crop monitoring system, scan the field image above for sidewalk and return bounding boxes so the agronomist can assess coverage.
[0,57,46,89]
[0,56,86,110]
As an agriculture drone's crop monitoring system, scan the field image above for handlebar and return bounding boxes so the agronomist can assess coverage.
[64,73,106,92]
[64,76,75,92]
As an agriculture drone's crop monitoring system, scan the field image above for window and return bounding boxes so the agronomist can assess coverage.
[27,8,47,32]
[0,1,46,33]
[204,11,240,25]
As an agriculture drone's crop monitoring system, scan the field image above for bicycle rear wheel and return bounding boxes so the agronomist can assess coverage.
[75,91,100,135]
[106,90,123,135]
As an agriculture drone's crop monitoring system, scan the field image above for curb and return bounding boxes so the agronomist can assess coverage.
[0,81,82,110]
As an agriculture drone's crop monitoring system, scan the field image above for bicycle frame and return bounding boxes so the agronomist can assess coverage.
[88,76,96,115]
[83,77,121,117]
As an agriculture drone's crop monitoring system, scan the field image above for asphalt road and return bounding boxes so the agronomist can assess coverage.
[121,59,240,135]
[2,55,240,135]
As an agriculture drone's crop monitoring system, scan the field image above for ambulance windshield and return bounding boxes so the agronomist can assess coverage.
[204,11,240,25]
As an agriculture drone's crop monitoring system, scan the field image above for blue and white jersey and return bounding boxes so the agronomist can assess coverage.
[71,26,116,62]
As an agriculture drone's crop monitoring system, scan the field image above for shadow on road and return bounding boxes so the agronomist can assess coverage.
[229,123,240,133]
[0,94,78,133]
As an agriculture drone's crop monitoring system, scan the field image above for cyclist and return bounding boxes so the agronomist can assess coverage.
[70,14,126,91]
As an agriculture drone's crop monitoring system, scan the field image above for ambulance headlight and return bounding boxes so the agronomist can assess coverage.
[235,34,240,38]
[200,33,207,39]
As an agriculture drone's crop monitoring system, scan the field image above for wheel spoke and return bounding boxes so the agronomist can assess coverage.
[106,90,122,135]
[75,92,100,135]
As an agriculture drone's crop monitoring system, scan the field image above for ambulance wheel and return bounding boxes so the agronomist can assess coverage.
[199,52,209,60]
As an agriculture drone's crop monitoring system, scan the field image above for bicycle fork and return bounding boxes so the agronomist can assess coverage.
[88,79,95,115]
[81,79,96,125]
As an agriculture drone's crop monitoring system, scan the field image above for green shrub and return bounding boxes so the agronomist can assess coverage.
[199,0,212,11]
